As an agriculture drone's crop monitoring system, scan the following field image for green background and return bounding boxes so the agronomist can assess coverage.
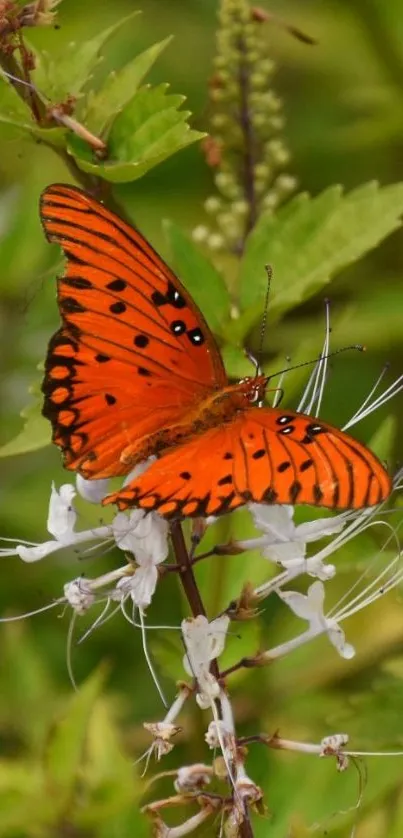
[0,1,403,835]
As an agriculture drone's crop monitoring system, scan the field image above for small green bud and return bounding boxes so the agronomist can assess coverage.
[231,199,248,215]
[253,113,267,128]
[210,87,225,102]
[254,162,269,179]
[217,212,239,235]
[262,192,279,210]
[250,71,266,88]
[215,171,234,190]
[211,113,228,128]
[259,58,275,75]
[207,233,225,251]
[192,225,209,243]
[267,140,290,166]
[204,196,222,214]
[267,115,285,131]
[275,174,298,194]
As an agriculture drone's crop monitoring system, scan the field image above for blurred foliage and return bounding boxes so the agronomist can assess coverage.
[0,0,403,836]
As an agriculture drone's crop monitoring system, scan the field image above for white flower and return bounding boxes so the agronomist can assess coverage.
[64,577,95,615]
[244,504,345,580]
[6,482,110,562]
[112,510,169,609]
[1,478,168,582]
[182,615,229,708]
[278,581,355,660]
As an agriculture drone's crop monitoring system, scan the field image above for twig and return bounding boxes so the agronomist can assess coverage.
[237,33,258,248]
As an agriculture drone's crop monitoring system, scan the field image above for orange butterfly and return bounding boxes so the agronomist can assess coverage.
[40,184,391,520]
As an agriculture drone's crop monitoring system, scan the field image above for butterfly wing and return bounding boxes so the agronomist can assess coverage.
[104,407,391,517]
[41,184,227,478]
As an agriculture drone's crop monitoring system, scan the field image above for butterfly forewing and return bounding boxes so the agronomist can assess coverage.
[41,184,227,478]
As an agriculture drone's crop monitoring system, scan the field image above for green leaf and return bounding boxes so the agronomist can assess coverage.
[45,668,107,812]
[0,78,33,133]
[73,701,142,827]
[32,13,142,101]
[163,220,230,334]
[0,396,50,458]
[220,343,255,378]
[367,414,397,461]
[85,36,173,135]
[237,182,403,338]
[68,84,205,183]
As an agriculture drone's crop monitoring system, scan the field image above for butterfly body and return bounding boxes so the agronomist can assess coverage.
[41,184,391,520]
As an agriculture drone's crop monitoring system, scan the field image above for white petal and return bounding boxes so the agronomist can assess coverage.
[182,614,229,678]
[47,483,77,540]
[327,620,355,660]
[262,539,306,564]
[76,474,110,504]
[278,588,316,621]
[129,564,159,609]
[307,558,336,581]
[16,540,62,562]
[112,510,145,552]
[113,510,169,566]
[296,512,348,543]
[209,614,230,659]
[307,580,326,612]
[249,504,295,541]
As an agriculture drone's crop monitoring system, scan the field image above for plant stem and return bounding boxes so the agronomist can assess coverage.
[237,34,257,249]
[170,521,255,837]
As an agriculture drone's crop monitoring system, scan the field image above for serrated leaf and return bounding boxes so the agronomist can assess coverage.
[163,220,230,334]
[45,668,106,811]
[237,182,403,338]
[68,84,204,183]
[0,396,50,458]
[32,13,142,101]
[85,36,173,135]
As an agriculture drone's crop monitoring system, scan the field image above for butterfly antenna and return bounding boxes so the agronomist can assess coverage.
[267,343,365,384]
[255,264,272,377]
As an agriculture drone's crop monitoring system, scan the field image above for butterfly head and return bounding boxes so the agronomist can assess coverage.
[238,375,268,404]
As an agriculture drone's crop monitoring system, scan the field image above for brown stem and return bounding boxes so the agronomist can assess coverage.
[237,34,258,249]
[220,654,263,678]
[169,521,220,681]
[170,522,255,837]
[240,810,255,838]
[0,48,48,123]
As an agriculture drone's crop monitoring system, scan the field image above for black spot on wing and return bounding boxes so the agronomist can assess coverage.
[134,334,149,348]
[109,301,126,314]
[106,278,127,292]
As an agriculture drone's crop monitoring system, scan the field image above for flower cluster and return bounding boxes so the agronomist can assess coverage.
[2,343,402,834]
[193,0,296,254]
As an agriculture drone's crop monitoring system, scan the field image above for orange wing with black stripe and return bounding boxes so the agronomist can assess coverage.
[104,407,391,517]
[40,184,227,479]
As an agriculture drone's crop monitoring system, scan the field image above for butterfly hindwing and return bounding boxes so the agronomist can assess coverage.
[104,408,391,517]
